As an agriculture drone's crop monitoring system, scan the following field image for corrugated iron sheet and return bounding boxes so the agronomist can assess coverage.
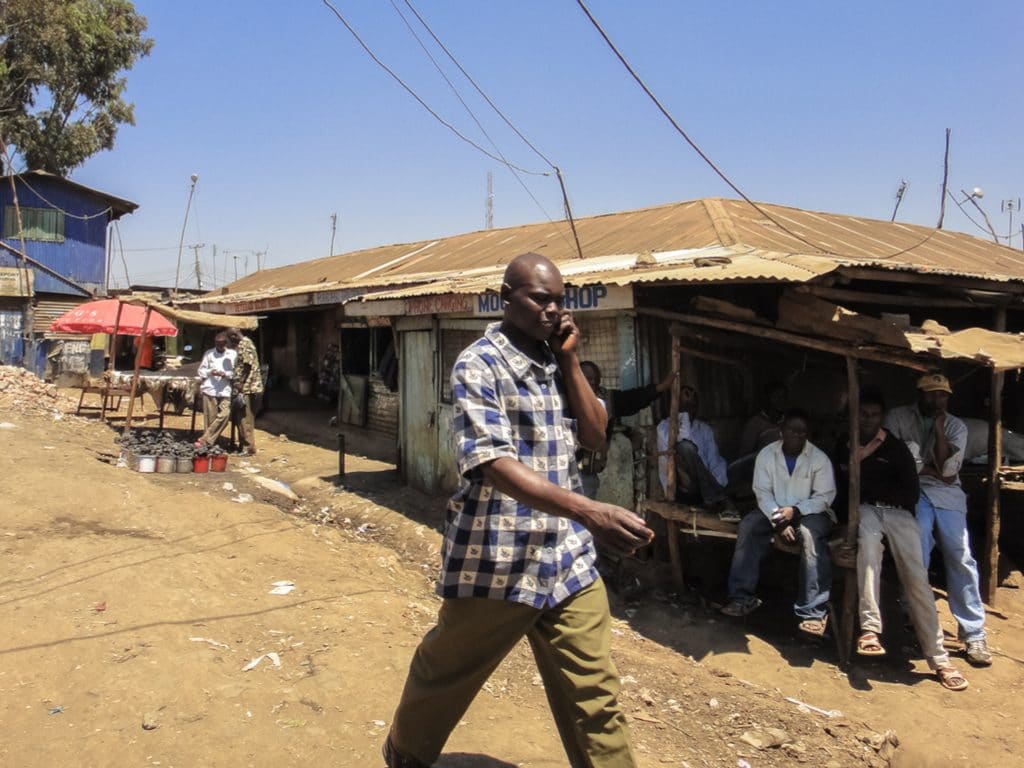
[208,198,1024,303]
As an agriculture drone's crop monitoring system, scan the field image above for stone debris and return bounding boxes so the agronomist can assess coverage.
[0,365,77,415]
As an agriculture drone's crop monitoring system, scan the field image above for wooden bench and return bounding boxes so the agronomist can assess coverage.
[643,499,855,593]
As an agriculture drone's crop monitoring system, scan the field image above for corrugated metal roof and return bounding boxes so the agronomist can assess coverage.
[204,197,1024,305]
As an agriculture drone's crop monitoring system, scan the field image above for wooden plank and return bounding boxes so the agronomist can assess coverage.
[985,308,1006,604]
[839,356,861,669]
[644,500,739,533]
[636,307,936,371]
[1000,480,1024,492]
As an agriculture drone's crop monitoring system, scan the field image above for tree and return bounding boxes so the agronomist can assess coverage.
[0,0,153,175]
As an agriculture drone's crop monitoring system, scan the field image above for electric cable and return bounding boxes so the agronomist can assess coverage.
[8,171,113,221]
[389,0,573,248]
[573,0,944,261]
[395,0,584,256]
[321,0,547,177]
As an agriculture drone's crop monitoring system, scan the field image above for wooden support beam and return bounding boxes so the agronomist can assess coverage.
[665,325,683,592]
[984,307,1007,605]
[839,356,861,669]
[122,306,152,437]
[796,284,987,309]
[836,266,1024,295]
[637,307,935,371]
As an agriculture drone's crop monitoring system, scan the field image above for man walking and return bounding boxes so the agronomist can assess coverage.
[383,253,653,768]
[194,332,235,448]
[850,389,968,690]
[226,327,263,456]
[886,372,992,666]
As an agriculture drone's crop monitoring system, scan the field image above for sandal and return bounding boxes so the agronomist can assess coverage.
[936,665,969,691]
[856,631,886,656]
[799,616,828,637]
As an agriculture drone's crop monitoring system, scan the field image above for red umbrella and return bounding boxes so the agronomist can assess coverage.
[49,299,178,337]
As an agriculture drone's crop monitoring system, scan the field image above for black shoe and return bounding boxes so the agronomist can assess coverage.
[383,733,431,768]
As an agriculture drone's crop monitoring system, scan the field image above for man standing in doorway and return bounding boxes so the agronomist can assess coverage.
[383,253,653,768]
[226,327,263,456]
[886,372,992,666]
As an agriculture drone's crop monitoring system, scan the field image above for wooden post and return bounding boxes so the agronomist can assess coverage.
[666,324,683,592]
[122,307,152,437]
[984,307,1007,605]
[106,301,124,373]
[839,355,861,668]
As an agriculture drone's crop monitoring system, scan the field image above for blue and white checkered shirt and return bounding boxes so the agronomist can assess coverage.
[439,323,598,609]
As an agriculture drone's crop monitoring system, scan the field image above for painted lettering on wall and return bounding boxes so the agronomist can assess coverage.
[473,283,631,316]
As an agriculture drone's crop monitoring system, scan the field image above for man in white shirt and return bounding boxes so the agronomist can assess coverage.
[656,385,734,517]
[721,410,837,636]
[195,332,236,448]
[885,372,992,667]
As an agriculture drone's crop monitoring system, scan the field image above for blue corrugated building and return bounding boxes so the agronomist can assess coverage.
[0,171,137,371]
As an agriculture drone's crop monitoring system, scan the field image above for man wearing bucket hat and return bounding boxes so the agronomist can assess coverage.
[885,371,992,667]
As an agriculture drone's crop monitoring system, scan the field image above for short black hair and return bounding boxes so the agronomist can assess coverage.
[860,386,886,411]
[781,407,811,427]
[580,360,601,378]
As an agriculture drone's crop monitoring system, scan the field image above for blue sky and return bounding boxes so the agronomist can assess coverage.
[72,1,1023,289]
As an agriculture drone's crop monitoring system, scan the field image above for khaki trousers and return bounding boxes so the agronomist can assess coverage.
[857,503,949,669]
[390,578,635,767]
[233,394,256,452]
[200,395,231,445]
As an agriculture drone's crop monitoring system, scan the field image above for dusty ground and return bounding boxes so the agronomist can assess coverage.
[1,387,1022,767]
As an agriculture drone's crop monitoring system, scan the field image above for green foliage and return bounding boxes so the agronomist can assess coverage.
[0,0,153,175]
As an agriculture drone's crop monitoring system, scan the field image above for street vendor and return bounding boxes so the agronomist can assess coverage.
[194,332,236,449]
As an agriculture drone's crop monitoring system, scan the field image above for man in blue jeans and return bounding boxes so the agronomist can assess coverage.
[721,410,837,637]
[886,372,993,666]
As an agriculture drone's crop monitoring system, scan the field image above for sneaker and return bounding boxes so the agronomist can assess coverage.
[721,596,762,617]
[965,638,993,666]
[716,500,742,523]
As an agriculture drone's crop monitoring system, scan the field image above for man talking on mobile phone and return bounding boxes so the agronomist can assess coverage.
[383,252,653,768]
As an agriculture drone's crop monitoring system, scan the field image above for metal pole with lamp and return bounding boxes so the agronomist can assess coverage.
[173,174,200,293]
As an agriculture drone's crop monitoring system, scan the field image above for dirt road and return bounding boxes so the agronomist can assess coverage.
[1,393,1021,767]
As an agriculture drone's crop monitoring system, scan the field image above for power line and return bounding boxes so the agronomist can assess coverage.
[392,0,584,256]
[321,0,547,177]
[389,0,572,247]
[6,171,113,220]
[572,0,943,262]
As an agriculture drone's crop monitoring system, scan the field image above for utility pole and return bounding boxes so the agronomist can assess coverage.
[211,244,217,288]
[174,173,199,293]
[485,171,494,229]
[1002,199,1021,245]
[329,213,338,255]
[890,180,908,221]
[255,250,265,271]
[189,243,206,289]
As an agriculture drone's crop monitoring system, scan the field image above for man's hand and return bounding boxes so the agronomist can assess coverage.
[549,311,580,359]
[656,370,679,394]
[580,502,654,556]
[780,525,797,543]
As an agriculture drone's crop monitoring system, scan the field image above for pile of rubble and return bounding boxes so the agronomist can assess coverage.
[0,365,77,415]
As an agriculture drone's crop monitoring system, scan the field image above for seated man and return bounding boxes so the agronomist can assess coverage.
[847,389,968,691]
[721,409,836,636]
[578,360,676,500]
[656,384,734,516]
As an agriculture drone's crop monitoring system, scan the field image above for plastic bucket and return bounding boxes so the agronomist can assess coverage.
[176,456,193,473]
[135,455,156,473]
[193,456,210,474]
[210,454,228,472]
[156,456,176,474]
